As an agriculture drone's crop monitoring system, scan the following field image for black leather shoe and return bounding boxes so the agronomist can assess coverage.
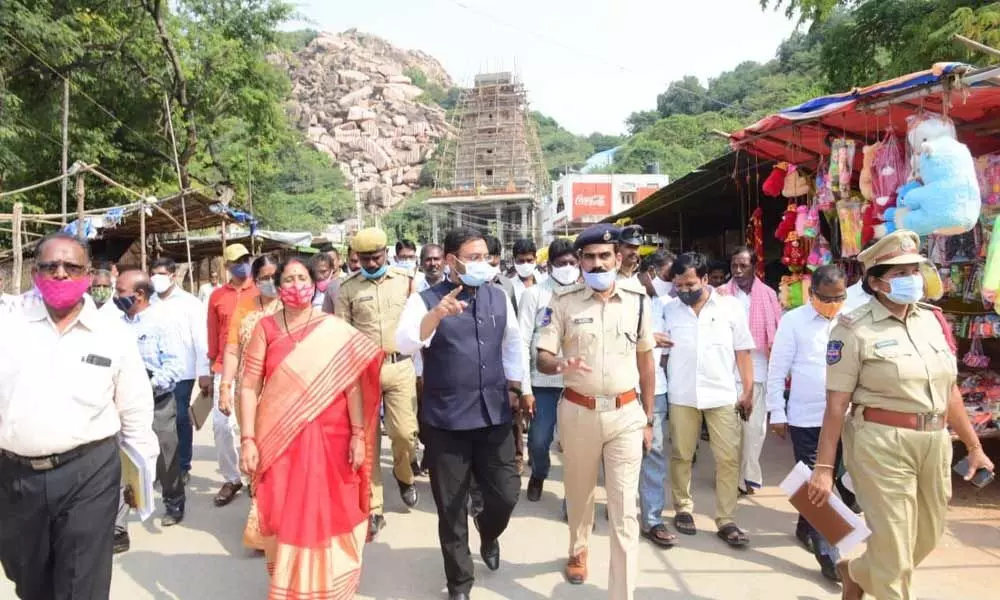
[399,480,419,508]
[113,529,130,554]
[526,476,543,502]
[161,511,184,527]
[368,514,386,540]
[818,556,842,582]
[448,592,470,600]
[480,537,500,571]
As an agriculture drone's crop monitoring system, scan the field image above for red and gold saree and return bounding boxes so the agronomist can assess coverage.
[241,312,383,599]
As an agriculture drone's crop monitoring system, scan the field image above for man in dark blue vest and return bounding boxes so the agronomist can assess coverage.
[396,227,529,600]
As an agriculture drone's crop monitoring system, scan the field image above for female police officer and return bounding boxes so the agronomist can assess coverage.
[807,230,994,599]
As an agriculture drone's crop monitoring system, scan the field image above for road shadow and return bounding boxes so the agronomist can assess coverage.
[118,551,267,599]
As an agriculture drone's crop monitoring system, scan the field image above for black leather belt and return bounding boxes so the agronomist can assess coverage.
[384,352,411,364]
[0,437,114,472]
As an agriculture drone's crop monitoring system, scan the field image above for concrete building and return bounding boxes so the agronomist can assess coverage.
[541,173,669,244]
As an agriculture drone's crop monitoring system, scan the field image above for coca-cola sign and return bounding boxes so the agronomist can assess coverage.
[571,182,612,218]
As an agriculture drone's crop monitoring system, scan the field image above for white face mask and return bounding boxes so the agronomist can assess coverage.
[514,263,536,279]
[151,274,173,295]
[396,259,416,272]
[550,265,580,286]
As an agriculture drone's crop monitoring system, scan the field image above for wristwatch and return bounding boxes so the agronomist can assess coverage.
[509,387,523,398]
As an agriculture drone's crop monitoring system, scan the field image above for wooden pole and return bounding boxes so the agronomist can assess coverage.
[140,198,147,271]
[247,146,254,254]
[953,34,1000,59]
[12,202,23,294]
[74,174,85,241]
[60,78,69,226]
[163,93,195,289]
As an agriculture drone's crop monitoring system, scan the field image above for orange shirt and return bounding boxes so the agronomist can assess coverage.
[207,279,258,373]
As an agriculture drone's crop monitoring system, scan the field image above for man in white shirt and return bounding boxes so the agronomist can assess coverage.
[197,270,221,303]
[844,276,872,312]
[150,258,212,483]
[0,233,157,599]
[507,237,546,309]
[648,251,675,298]
[0,271,18,313]
[518,238,580,502]
[766,264,852,582]
[663,252,755,547]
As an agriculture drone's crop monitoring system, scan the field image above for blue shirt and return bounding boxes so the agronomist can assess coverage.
[121,304,185,397]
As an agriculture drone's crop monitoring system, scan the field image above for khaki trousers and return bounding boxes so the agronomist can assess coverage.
[370,359,419,516]
[669,404,741,528]
[843,409,952,600]
[560,396,645,600]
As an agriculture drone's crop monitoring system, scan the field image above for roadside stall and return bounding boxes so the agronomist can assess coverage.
[729,61,1000,441]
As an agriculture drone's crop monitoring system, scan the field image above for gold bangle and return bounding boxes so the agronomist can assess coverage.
[813,464,835,471]
[967,443,983,453]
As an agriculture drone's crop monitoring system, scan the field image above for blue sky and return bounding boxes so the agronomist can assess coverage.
[289,0,800,135]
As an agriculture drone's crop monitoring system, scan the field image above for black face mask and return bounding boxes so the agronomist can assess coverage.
[677,288,703,306]
[113,295,136,314]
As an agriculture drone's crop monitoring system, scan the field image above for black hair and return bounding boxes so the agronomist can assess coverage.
[420,243,443,260]
[547,238,575,263]
[35,232,91,262]
[512,238,536,257]
[812,264,846,289]
[326,247,341,259]
[669,252,709,279]
[483,234,502,257]
[118,268,153,299]
[96,259,116,272]
[151,257,177,273]
[251,254,278,280]
[445,228,486,256]
[396,239,417,254]
[648,251,673,270]
[730,245,757,264]
[862,264,892,296]
[311,253,333,270]
[276,256,318,285]
[708,260,729,274]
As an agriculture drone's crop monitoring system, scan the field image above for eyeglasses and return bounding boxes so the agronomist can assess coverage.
[37,260,88,278]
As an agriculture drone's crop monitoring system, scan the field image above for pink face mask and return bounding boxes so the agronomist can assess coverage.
[34,275,91,310]
[279,283,315,308]
[316,278,331,294]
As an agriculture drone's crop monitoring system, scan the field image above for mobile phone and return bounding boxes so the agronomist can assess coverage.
[737,405,749,422]
[953,457,996,489]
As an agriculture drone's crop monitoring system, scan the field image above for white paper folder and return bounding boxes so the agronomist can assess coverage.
[779,461,871,555]
[119,440,156,522]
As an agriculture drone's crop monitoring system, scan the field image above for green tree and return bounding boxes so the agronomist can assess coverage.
[531,112,595,176]
[656,75,710,117]
[625,110,661,135]
[383,190,433,245]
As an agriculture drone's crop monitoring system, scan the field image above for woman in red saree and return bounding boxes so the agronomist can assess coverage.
[238,257,383,599]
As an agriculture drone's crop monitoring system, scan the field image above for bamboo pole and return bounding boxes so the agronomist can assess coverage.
[12,203,22,294]
[74,174,84,241]
[60,78,69,226]
[163,94,195,290]
[953,34,1000,59]
[140,198,147,271]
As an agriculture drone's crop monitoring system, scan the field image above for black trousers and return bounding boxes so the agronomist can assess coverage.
[423,423,520,595]
[788,426,857,542]
[153,392,185,512]
[0,438,120,600]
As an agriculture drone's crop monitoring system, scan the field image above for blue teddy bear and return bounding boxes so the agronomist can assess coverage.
[882,136,981,237]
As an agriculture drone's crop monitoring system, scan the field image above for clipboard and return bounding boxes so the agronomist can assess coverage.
[779,461,871,555]
[190,387,213,431]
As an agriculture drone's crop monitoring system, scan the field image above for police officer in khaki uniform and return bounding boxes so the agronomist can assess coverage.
[808,230,994,600]
[536,223,656,600]
[336,227,420,538]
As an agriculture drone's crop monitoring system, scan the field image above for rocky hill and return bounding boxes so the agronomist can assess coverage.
[273,30,456,213]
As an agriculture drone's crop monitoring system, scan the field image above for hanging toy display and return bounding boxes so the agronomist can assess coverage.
[815,159,835,211]
[747,206,765,281]
[762,162,788,198]
[807,234,833,271]
[884,126,982,237]
[837,200,863,257]
[775,203,798,242]
[802,204,820,238]
[981,215,1000,305]
[860,143,878,201]
[782,164,811,198]
[975,153,1000,207]
[779,273,811,310]
[905,112,957,180]
[795,205,808,236]
[870,133,906,238]
[782,232,807,269]
[829,139,857,198]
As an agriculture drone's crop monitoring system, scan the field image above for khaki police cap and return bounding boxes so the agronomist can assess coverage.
[857,230,925,271]
[351,227,388,253]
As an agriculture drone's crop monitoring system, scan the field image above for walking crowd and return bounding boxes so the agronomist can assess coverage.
[0,223,994,600]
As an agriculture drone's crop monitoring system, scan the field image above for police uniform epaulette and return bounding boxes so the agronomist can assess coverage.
[616,278,645,295]
[341,270,363,283]
[388,266,414,278]
[837,303,873,329]
[552,282,585,297]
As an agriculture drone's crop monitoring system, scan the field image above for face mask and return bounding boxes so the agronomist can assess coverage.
[677,288,704,306]
[811,296,843,319]
[457,259,492,287]
[34,275,91,310]
[582,269,617,291]
[882,273,923,305]
[279,283,315,308]
[113,294,137,314]
[396,259,416,271]
[229,262,251,279]
[362,263,388,280]
[90,286,113,306]
[514,263,536,279]
[443,265,451,277]
[550,265,580,286]
[257,280,277,298]
[315,278,331,293]
[151,274,173,295]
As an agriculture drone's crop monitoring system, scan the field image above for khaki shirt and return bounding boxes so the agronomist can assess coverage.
[335,266,413,353]
[826,299,956,413]
[536,279,654,397]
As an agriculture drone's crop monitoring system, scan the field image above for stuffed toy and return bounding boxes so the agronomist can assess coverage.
[795,205,808,236]
[782,232,807,269]
[802,205,820,238]
[860,143,877,201]
[883,136,982,237]
[775,203,797,241]
[862,201,877,246]
[807,234,833,271]
[869,136,905,238]
[763,163,788,197]
[907,113,956,180]
[782,165,810,198]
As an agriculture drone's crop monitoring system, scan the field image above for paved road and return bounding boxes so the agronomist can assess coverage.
[1,428,997,599]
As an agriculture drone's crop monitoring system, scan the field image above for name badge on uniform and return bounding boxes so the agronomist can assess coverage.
[536,307,553,328]
[82,354,112,368]
[572,317,594,324]
[873,340,898,349]
[357,295,375,303]
[826,340,844,365]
